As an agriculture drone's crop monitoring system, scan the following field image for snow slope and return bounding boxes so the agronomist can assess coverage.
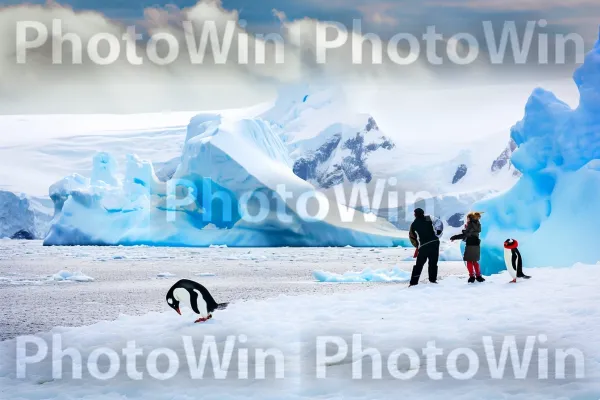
[475,35,600,274]
[0,113,204,196]
[44,113,410,247]
[1,263,599,399]
[0,105,272,196]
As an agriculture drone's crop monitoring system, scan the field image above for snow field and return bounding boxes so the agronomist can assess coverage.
[286,242,460,283]
[1,263,599,400]
[1,241,470,340]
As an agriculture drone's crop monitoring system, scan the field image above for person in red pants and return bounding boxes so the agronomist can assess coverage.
[451,212,485,283]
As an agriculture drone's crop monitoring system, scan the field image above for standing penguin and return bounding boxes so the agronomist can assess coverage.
[503,239,531,283]
[166,279,228,323]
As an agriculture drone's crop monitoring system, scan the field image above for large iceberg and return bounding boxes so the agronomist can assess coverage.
[476,34,600,274]
[44,113,410,247]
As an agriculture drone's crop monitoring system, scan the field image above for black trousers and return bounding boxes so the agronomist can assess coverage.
[410,240,440,285]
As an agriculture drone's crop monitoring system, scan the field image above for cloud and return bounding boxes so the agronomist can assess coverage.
[0,0,594,114]
[356,2,399,27]
[0,1,292,113]
[0,0,436,114]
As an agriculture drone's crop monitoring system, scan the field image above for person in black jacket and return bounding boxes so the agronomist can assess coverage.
[408,208,442,286]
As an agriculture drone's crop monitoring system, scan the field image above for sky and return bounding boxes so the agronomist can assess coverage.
[0,0,597,114]
[2,0,598,40]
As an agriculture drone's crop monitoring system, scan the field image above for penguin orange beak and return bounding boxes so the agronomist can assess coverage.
[176,308,181,315]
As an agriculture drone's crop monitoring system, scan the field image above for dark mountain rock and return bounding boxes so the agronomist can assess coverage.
[318,168,345,188]
[293,134,342,183]
[340,131,394,183]
[292,117,395,188]
[452,164,468,184]
[11,230,35,240]
[292,158,316,182]
[491,138,520,175]
[379,139,395,150]
[365,117,378,132]
[447,213,465,228]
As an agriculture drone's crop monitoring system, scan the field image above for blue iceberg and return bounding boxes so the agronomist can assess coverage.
[44,113,410,248]
[313,267,411,283]
[476,33,600,274]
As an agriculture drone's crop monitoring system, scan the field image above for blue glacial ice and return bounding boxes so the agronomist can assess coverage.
[313,267,411,283]
[475,34,600,274]
[44,113,410,247]
[50,270,94,282]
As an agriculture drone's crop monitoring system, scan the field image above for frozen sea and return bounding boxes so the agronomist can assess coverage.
[0,240,465,341]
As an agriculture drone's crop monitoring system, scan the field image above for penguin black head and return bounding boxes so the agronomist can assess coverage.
[165,289,181,315]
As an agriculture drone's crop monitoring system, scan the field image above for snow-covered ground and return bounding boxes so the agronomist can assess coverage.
[0,240,466,341]
[1,244,598,399]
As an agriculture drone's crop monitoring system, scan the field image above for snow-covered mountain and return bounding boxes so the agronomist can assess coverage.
[292,117,395,189]
[1,85,519,243]
[261,85,399,190]
[256,84,519,231]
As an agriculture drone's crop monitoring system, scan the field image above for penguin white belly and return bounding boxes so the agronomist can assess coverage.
[193,289,209,318]
[173,288,191,309]
[504,250,517,279]
[173,287,208,317]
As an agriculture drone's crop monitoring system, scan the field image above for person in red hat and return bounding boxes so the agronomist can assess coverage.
[503,238,531,282]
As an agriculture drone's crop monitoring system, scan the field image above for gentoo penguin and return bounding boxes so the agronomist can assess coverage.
[166,279,228,323]
[503,239,531,283]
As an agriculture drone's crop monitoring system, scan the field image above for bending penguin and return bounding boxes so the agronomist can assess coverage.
[503,239,531,283]
[166,279,228,323]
